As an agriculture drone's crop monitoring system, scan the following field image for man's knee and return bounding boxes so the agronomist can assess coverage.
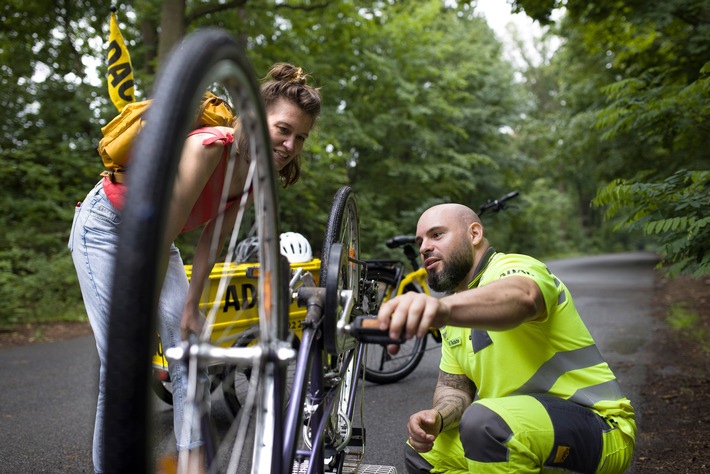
[459,403,513,463]
[404,443,434,474]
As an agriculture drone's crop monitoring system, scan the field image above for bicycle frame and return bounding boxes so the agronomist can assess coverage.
[284,286,365,474]
[393,268,441,343]
[398,267,430,296]
[164,238,375,474]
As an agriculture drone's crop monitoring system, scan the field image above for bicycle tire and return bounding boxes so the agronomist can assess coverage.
[362,267,427,384]
[150,373,222,406]
[103,28,287,474]
[321,186,361,355]
[317,188,363,473]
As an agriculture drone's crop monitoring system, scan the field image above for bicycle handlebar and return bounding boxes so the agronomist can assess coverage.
[385,191,520,251]
[347,316,407,345]
[478,190,519,216]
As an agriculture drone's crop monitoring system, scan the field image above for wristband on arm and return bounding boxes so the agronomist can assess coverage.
[435,410,444,433]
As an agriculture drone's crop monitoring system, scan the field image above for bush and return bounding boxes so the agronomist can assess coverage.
[593,169,710,277]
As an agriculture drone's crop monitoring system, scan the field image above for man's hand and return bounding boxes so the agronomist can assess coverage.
[376,292,449,353]
[407,409,442,453]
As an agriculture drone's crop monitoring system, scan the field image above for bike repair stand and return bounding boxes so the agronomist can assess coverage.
[291,427,397,473]
[340,427,397,474]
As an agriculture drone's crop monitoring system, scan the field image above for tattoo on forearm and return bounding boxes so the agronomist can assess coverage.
[432,371,475,431]
[439,371,476,393]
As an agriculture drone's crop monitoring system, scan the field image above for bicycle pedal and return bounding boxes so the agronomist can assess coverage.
[346,427,365,453]
[340,427,366,472]
[291,458,310,474]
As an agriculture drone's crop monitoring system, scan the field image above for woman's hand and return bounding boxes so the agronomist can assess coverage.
[180,304,206,341]
[407,409,442,453]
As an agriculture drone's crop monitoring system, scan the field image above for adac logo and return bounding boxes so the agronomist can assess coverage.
[499,268,532,278]
[447,337,462,348]
[553,445,571,464]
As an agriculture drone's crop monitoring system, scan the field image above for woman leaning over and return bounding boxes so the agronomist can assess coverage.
[68,63,321,474]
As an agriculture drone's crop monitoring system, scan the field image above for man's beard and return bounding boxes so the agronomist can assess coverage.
[427,243,474,293]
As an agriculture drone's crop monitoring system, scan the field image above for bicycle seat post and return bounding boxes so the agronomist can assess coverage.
[403,244,421,271]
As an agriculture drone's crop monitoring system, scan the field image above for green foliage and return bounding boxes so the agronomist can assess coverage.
[593,170,710,276]
[4,0,708,326]
[514,0,709,273]
[253,0,523,258]
[0,251,86,326]
[1,0,108,326]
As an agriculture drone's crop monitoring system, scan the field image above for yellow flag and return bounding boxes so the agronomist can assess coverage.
[107,8,135,112]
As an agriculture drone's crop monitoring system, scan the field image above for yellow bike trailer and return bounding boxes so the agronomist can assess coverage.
[152,259,320,390]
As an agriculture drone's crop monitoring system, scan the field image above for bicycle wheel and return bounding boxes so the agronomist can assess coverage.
[103,28,288,474]
[150,376,222,406]
[321,186,361,355]
[317,188,365,473]
[362,265,427,384]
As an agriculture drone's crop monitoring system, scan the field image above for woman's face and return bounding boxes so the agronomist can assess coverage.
[266,98,314,171]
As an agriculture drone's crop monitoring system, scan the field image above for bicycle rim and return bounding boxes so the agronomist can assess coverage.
[103,28,286,474]
[362,268,427,384]
[364,336,426,384]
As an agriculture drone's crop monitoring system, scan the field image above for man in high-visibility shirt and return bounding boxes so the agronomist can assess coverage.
[376,203,636,473]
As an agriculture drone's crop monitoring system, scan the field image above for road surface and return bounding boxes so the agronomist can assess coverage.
[0,252,659,473]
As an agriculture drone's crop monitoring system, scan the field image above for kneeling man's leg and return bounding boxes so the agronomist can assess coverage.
[459,395,619,473]
[405,395,632,473]
[404,428,468,474]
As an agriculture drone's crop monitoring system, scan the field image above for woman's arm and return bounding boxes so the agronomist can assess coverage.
[158,131,235,337]
[179,203,240,338]
[164,133,225,247]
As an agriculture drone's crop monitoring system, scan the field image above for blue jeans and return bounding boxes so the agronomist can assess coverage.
[69,182,205,473]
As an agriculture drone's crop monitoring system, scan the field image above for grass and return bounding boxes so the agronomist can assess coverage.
[666,302,710,353]
[0,306,88,331]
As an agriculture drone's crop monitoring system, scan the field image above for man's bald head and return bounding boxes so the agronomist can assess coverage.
[416,203,487,293]
[417,203,481,237]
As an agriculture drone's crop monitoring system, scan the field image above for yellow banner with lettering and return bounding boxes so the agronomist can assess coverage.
[107,9,135,112]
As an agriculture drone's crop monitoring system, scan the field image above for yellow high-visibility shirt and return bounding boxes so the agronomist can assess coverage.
[439,252,636,440]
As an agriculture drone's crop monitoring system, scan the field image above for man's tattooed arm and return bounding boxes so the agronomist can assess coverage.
[432,370,476,433]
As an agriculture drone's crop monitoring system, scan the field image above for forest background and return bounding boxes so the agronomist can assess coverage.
[1,0,708,327]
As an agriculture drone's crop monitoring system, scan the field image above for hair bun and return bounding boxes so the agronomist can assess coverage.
[289,67,307,84]
[267,63,309,85]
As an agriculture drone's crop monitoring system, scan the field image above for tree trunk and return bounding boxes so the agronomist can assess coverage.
[158,0,186,65]
[140,17,157,76]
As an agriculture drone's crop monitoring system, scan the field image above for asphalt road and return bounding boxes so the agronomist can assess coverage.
[0,252,660,473]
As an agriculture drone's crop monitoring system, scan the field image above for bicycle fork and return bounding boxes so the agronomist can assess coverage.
[286,286,367,474]
[284,287,326,472]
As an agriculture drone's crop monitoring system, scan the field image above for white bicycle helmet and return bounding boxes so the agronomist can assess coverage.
[235,236,260,263]
[280,232,313,263]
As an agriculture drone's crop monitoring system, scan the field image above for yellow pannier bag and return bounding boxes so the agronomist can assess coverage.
[97,91,234,180]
